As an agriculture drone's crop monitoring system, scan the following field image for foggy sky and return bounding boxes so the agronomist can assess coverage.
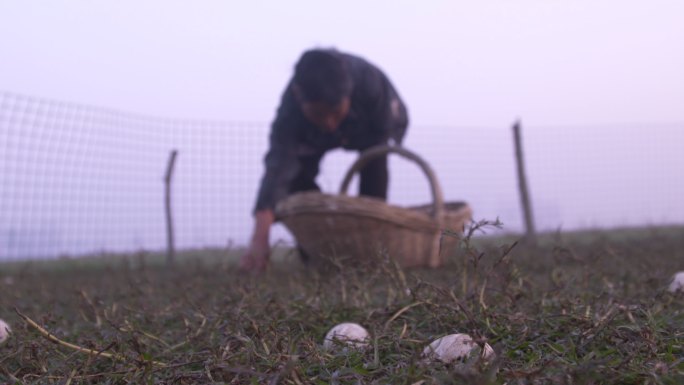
[1,1,683,126]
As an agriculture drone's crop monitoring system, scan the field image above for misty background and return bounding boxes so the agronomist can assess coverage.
[1,1,683,260]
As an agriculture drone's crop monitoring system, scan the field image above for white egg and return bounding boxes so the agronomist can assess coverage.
[668,271,684,293]
[422,333,494,364]
[323,322,369,351]
[0,319,11,344]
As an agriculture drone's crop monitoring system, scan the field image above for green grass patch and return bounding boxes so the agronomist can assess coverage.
[1,225,683,384]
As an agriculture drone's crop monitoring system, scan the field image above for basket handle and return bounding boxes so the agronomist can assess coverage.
[339,145,445,221]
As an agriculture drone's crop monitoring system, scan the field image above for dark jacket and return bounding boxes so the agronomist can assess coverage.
[254,52,408,212]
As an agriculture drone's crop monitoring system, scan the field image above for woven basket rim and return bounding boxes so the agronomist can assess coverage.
[275,191,461,232]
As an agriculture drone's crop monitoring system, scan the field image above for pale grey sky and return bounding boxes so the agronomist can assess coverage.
[1,1,683,126]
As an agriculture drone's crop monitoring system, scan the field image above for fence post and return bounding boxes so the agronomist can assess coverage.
[512,121,537,245]
[164,150,178,265]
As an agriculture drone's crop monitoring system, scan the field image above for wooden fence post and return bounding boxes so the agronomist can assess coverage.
[512,121,537,245]
[164,150,178,265]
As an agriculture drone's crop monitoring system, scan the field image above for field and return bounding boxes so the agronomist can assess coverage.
[1,223,683,384]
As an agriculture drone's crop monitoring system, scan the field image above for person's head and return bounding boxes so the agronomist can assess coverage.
[292,49,353,132]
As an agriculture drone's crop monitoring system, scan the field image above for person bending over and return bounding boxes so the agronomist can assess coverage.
[240,48,409,272]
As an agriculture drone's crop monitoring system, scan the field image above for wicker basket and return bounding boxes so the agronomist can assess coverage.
[274,145,472,268]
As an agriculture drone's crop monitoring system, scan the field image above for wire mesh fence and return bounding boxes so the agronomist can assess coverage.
[1,91,683,260]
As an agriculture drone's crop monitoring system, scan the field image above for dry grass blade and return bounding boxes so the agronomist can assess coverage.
[384,301,424,329]
[14,307,167,368]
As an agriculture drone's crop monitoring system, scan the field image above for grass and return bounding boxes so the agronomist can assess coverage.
[1,222,683,384]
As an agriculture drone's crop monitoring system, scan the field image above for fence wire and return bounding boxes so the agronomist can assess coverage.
[1,91,683,260]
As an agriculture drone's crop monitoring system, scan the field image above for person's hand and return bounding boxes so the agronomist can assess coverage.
[239,209,275,273]
[239,238,270,273]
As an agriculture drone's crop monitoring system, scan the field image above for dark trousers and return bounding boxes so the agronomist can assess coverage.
[288,152,389,199]
[289,151,388,263]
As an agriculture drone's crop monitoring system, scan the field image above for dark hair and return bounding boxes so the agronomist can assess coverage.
[293,49,353,106]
